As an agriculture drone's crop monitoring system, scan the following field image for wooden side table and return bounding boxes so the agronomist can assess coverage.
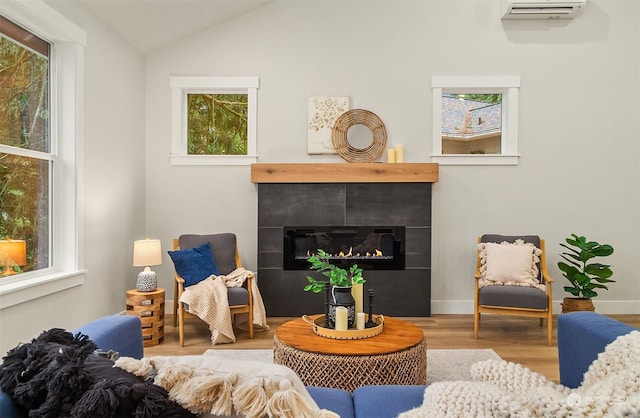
[274,315,426,392]
[126,288,165,347]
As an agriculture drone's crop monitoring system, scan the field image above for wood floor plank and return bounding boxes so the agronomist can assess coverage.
[145,314,640,384]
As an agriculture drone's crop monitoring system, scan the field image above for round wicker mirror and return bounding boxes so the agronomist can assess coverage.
[332,109,387,163]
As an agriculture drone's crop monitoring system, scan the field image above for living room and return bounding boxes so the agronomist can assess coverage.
[0,0,638,373]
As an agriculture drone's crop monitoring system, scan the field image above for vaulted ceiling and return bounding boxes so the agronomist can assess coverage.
[56,0,274,53]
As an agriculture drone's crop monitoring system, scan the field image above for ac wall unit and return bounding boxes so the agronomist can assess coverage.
[502,0,586,19]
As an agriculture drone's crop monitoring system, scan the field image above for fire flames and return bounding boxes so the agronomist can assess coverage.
[306,248,383,259]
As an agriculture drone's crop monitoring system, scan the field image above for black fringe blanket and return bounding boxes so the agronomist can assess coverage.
[0,328,195,418]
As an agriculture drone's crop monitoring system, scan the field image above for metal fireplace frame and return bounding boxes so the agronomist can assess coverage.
[283,225,406,271]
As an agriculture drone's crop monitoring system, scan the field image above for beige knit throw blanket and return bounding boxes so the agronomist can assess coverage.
[180,268,269,344]
[116,355,339,418]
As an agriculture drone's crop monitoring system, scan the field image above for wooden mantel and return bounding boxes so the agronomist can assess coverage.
[251,163,439,183]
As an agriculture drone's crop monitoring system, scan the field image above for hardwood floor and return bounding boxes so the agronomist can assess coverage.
[145,314,640,384]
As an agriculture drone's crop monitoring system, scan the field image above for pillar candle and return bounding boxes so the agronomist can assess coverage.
[335,306,348,331]
[356,312,366,330]
[351,283,364,313]
[394,145,404,163]
[387,148,396,163]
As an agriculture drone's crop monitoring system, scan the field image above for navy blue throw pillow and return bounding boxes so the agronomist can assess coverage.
[168,242,220,287]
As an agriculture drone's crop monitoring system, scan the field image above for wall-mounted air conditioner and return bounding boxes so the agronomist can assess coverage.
[502,0,586,20]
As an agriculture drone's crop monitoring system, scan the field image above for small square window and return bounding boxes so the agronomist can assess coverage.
[432,76,520,165]
[441,93,502,155]
[170,76,258,166]
[186,93,248,155]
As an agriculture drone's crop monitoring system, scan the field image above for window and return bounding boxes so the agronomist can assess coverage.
[441,93,502,155]
[170,76,259,166]
[0,0,86,309]
[432,76,520,165]
[1,16,51,277]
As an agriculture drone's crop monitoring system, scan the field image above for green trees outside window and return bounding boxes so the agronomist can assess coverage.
[0,18,51,275]
[187,93,248,155]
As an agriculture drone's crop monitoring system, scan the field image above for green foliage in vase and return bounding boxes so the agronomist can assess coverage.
[304,249,365,293]
[558,233,615,299]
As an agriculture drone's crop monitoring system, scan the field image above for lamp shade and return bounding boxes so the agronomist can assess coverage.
[133,239,162,267]
[0,239,26,266]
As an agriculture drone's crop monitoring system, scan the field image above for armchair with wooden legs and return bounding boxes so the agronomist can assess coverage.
[474,234,554,346]
[172,233,253,347]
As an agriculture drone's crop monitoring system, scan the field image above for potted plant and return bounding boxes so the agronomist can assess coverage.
[304,249,365,327]
[558,233,615,313]
[304,249,365,292]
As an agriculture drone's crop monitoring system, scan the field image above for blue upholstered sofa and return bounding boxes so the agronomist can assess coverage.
[557,310,638,388]
[313,311,639,417]
[2,312,637,417]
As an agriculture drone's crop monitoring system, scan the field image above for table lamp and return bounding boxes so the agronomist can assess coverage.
[133,238,162,291]
[0,239,27,276]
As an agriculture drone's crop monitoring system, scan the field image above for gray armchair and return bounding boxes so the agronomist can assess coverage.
[172,233,253,347]
[474,234,554,346]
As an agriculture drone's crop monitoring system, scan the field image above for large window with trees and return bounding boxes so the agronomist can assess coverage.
[0,0,86,309]
[1,16,51,277]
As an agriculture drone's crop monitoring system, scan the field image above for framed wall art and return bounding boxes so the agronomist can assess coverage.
[307,96,350,154]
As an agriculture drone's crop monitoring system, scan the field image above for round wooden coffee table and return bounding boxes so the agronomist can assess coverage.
[273,315,426,392]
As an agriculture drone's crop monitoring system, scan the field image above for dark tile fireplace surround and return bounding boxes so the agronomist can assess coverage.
[252,163,439,317]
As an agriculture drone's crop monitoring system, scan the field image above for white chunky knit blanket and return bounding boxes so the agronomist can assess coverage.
[400,330,640,417]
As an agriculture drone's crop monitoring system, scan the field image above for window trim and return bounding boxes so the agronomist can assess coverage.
[431,76,520,165]
[0,0,86,309]
[169,76,259,166]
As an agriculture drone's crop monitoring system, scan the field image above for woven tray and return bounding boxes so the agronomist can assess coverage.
[302,314,384,340]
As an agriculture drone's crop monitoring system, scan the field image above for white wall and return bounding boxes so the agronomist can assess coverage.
[146,0,639,315]
[0,1,636,354]
[0,2,146,354]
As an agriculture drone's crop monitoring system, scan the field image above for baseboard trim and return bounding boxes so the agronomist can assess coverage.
[164,298,638,316]
[432,300,640,315]
[589,300,640,314]
[166,299,174,315]
[431,300,474,314]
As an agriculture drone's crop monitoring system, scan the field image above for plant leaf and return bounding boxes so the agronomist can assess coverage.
[563,286,581,296]
[591,244,614,257]
[559,233,614,298]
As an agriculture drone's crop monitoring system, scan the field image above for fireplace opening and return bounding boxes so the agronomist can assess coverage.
[283,226,405,270]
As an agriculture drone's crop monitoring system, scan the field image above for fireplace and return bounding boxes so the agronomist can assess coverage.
[283,226,405,270]
[252,163,438,317]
